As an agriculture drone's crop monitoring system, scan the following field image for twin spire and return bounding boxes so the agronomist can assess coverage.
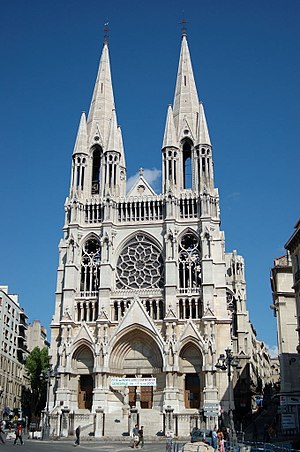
[73,31,212,192]
[163,34,211,148]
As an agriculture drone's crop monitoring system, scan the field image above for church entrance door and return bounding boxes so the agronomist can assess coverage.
[184,374,200,409]
[78,375,93,409]
[127,375,153,409]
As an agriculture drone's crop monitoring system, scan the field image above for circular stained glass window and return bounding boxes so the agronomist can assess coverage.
[116,234,164,289]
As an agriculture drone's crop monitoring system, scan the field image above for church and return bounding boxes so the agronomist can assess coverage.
[49,28,269,438]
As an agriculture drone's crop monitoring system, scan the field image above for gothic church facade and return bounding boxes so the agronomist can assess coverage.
[50,31,256,437]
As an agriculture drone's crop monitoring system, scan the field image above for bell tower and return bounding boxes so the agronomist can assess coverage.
[162,32,214,195]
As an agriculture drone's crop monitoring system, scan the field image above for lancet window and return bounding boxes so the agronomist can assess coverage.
[116,234,164,290]
[182,139,193,189]
[72,156,86,191]
[91,146,102,194]
[178,297,203,319]
[80,237,101,296]
[178,231,201,292]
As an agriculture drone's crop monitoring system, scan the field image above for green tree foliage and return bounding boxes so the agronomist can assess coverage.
[24,347,50,424]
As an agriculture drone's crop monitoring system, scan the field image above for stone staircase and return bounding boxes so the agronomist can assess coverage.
[104,409,164,438]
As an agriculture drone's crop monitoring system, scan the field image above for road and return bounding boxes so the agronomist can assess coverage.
[0,438,187,451]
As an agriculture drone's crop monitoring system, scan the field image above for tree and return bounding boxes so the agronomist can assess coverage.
[24,347,50,425]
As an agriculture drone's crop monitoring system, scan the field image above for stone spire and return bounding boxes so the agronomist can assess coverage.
[87,40,115,149]
[173,35,200,139]
[107,109,118,152]
[118,126,126,168]
[73,112,88,155]
[197,102,211,146]
[162,105,178,149]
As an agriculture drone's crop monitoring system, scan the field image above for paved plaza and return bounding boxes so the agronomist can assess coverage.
[0,438,185,451]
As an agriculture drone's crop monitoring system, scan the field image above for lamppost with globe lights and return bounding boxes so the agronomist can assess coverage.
[215,348,241,451]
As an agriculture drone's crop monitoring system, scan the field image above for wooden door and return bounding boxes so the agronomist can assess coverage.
[129,386,137,408]
[78,375,93,409]
[185,374,200,409]
[140,385,153,409]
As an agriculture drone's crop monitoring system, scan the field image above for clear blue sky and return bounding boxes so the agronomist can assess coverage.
[1,0,299,353]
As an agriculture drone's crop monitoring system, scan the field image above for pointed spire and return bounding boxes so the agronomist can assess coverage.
[73,112,88,155]
[107,109,118,152]
[197,102,211,146]
[118,125,126,168]
[162,105,178,149]
[87,41,115,149]
[173,35,199,138]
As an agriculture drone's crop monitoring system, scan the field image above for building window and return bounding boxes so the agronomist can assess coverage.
[91,146,102,194]
[182,140,193,189]
[80,238,101,295]
[116,234,164,290]
[178,232,201,292]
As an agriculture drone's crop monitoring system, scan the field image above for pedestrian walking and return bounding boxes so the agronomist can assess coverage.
[74,425,81,446]
[138,426,144,448]
[165,431,173,452]
[212,427,218,451]
[131,424,139,448]
[14,423,24,445]
[0,419,5,444]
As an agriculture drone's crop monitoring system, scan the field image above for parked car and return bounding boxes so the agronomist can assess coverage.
[191,428,212,445]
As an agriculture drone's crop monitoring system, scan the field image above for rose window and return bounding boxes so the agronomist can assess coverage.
[116,234,164,289]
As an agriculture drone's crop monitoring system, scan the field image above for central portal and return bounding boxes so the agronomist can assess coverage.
[128,374,153,409]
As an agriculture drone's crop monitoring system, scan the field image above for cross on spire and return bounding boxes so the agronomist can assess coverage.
[104,21,110,44]
[180,16,188,37]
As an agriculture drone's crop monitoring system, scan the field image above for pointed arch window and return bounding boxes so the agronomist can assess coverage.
[91,146,102,194]
[80,237,101,296]
[178,232,201,292]
[72,156,86,191]
[182,140,192,189]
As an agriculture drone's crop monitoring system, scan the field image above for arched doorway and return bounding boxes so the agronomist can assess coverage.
[179,343,203,409]
[72,345,94,410]
[79,375,93,409]
[110,329,163,409]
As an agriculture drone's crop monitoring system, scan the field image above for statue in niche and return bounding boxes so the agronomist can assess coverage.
[63,306,72,320]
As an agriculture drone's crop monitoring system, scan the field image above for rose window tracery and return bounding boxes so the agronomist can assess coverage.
[116,234,164,289]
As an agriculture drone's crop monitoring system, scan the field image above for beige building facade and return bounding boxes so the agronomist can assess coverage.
[268,223,300,435]
[270,254,297,354]
[27,320,49,353]
[0,285,28,417]
[49,33,273,438]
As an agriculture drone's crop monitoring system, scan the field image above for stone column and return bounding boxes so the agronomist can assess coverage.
[60,408,70,437]
[165,405,174,434]
[95,407,104,437]
[129,408,139,434]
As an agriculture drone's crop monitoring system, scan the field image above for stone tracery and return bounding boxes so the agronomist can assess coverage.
[116,234,164,289]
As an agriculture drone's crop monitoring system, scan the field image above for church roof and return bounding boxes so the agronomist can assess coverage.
[127,170,157,197]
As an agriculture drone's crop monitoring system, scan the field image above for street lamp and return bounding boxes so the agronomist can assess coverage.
[216,348,241,451]
[42,367,53,440]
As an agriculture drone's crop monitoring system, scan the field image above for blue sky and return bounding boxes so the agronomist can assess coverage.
[1,0,299,353]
